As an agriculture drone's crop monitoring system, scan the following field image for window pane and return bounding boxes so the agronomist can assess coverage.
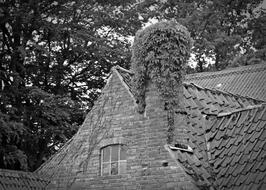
[111,145,119,161]
[102,163,110,176]
[120,145,126,160]
[111,162,118,175]
[119,161,127,174]
[103,146,110,162]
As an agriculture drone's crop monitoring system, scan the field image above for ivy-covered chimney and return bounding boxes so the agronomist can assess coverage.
[131,20,192,143]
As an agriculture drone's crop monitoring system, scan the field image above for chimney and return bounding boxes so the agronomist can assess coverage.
[131,20,192,144]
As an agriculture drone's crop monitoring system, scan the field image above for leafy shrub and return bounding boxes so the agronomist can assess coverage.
[131,20,192,143]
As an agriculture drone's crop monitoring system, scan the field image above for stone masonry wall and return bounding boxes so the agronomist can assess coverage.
[44,70,197,190]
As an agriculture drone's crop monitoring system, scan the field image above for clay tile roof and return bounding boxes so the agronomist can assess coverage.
[0,169,50,190]
[185,63,266,101]
[205,104,266,189]
[113,65,266,189]
[165,144,214,189]
[115,65,266,189]
[166,104,266,190]
[37,65,266,187]
[115,65,263,115]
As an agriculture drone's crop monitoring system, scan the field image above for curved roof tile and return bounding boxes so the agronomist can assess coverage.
[185,63,266,101]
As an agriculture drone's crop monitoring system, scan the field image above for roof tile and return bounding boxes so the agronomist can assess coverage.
[259,182,266,190]
[207,104,266,189]
[37,65,266,189]
[185,63,266,101]
[0,169,49,190]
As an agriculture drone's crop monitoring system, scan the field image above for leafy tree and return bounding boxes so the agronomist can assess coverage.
[231,9,266,66]
[1,0,265,171]
[0,0,143,171]
[0,0,85,171]
[135,0,264,72]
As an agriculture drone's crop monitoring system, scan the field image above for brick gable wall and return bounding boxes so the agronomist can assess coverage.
[41,70,197,190]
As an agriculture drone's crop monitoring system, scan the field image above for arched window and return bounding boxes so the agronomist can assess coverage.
[100,144,127,176]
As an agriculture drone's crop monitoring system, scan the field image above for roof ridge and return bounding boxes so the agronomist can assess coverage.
[183,82,264,103]
[114,67,264,104]
[0,168,50,181]
[185,63,266,80]
[114,64,266,86]
[113,65,133,74]
[217,104,265,117]
[0,168,34,175]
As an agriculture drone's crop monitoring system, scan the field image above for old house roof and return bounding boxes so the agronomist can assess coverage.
[185,63,266,101]
[115,66,266,189]
[0,169,49,190]
[116,65,263,115]
[207,104,266,189]
[36,64,266,189]
[167,104,266,190]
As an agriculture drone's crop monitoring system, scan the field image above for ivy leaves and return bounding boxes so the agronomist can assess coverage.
[131,20,192,112]
[131,20,192,143]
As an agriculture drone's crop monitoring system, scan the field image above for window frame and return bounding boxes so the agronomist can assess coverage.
[100,144,126,176]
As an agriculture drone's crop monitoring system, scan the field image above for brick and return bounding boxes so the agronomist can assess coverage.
[37,69,198,190]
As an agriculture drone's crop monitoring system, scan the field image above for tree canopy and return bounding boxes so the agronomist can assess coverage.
[137,0,265,71]
[0,0,142,171]
[0,0,265,171]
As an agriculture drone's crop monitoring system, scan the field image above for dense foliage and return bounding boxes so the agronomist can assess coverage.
[131,21,192,112]
[135,0,265,72]
[0,0,143,171]
[131,21,192,143]
[0,0,265,171]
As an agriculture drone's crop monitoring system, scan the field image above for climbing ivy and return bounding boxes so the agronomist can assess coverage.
[131,20,192,143]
